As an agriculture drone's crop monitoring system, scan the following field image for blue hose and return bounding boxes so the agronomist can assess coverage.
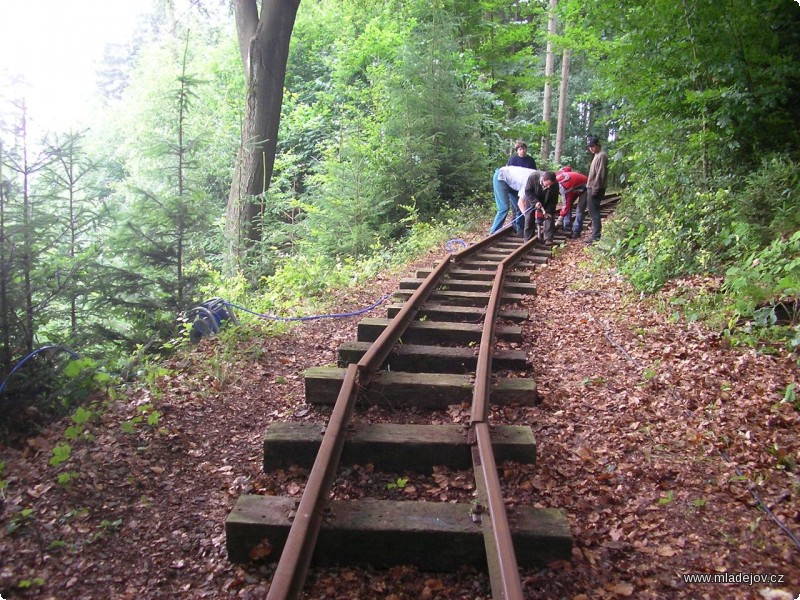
[444,239,469,253]
[0,345,81,395]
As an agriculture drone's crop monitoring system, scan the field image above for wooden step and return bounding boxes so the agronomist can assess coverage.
[262,423,536,471]
[337,341,529,372]
[392,289,530,307]
[357,317,523,345]
[457,258,544,270]
[226,495,572,568]
[417,268,531,283]
[304,367,537,407]
[385,303,529,323]
[399,277,537,296]
[484,246,552,258]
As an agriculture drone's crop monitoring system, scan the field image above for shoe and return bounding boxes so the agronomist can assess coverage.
[544,239,554,246]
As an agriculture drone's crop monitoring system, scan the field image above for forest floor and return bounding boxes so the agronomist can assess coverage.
[1,230,799,600]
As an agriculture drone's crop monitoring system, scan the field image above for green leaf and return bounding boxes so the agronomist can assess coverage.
[146,411,162,426]
[49,443,72,467]
[71,407,92,425]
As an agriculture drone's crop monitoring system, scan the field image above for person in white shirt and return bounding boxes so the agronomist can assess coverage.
[489,165,535,235]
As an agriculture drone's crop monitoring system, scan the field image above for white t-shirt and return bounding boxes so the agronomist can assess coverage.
[498,166,537,198]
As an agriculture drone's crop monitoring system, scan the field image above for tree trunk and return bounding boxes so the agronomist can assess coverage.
[224,0,301,274]
[21,102,34,354]
[554,48,570,165]
[540,0,557,166]
[0,140,9,373]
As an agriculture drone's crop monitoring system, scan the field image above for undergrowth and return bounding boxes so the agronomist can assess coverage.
[599,154,800,355]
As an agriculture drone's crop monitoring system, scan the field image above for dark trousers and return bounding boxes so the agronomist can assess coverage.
[587,188,605,241]
[524,211,554,242]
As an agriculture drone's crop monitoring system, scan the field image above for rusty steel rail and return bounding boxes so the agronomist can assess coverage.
[358,255,452,379]
[467,235,540,600]
[473,422,523,600]
[266,364,360,600]
[470,235,539,424]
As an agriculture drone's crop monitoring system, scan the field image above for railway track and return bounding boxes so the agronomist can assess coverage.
[225,195,620,599]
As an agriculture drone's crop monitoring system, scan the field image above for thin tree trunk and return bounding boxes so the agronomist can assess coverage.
[681,0,710,181]
[0,140,10,373]
[21,101,33,354]
[224,0,301,275]
[554,48,570,165]
[67,143,77,334]
[540,0,557,166]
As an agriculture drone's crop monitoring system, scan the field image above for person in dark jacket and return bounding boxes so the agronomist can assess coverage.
[586,136,608,244]
[506,141,537,170]
[518,170,558,244]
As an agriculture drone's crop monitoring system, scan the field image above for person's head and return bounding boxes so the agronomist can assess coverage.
[541,171,557,188]
[587,136,601,153]
[515,141,528,156]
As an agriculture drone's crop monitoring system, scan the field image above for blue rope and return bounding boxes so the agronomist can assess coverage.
[444,239,469,253]
[222,294,391,323]
[0,345,81,395]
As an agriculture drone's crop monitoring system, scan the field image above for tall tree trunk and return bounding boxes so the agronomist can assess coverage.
[67,142,77,335]
[554,48,571,165]
[540,0,557,166]
[21,101,34,354]
[0,140,9,373]
[681,0,710,182]
[224,0,301,274]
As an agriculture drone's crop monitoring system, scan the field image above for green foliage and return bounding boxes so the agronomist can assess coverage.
[121,402,162,434]
[723,230,800,327]
[563,1,800,341]
[49,442,72,467]
[99,518,123,531]
[64,405,95,441]
[56,471,80,488]
[17,577,45,589]
[658,490,675,505]
[0,461,7,496]
[386,476,409,490]
[303,125,397,258]
[605,153,800,350]
[7,507,34,534]
[784,383,799,411]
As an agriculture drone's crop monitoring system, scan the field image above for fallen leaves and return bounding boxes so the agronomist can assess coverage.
[1,239,798,600]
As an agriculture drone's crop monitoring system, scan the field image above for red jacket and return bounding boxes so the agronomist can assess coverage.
[556,169,588,217]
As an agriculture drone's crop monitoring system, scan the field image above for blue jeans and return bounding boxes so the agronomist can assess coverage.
[490,169,523,234]
[561,210,571,232]
[572,191,588,237]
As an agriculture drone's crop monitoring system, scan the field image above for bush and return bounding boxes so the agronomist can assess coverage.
[605,155,800,295]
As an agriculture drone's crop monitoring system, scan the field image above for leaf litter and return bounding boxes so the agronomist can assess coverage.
[0,241,798,599]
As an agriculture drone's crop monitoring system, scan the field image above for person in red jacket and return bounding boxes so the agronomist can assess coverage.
[555,167,588,239]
